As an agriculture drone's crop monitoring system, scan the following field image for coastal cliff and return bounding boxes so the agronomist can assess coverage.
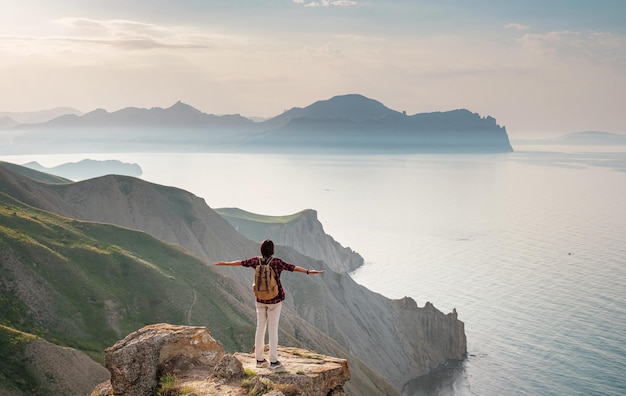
[255,96,513,153]
[215,208,364,273]
[0,162,467,394]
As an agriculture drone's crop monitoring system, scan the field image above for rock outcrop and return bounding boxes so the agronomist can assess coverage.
[93,323,350,396]
[103,324,224,395]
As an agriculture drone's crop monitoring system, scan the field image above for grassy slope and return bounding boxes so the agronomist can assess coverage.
[0,325,39,394]
[215,207,304,224]
[0,191,256,363]
[0,161,70,184]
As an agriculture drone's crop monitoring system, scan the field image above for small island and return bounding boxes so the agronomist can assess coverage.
[23,159,142,181]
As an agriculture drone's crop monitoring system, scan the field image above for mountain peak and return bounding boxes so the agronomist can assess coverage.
[167,101,199,112]
[264,93,401,127]
[303,94,399,121]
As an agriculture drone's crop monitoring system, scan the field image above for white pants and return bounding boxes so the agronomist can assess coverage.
[255,301,282,362]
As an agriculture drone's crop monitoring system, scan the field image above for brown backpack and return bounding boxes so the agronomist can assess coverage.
[253,257,278,300]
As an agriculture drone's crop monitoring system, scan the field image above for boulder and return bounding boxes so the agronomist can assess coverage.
[104,323,224,395]
[212,354,244,381]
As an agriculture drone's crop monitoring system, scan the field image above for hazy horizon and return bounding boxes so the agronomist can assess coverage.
[2,1,625,139]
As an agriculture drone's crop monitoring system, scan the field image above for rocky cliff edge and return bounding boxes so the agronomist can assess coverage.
[92,323,350,396]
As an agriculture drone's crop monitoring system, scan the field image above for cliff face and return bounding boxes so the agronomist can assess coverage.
[0,162,467,393]
[394,299,467,372]
[282,250,466,387]
[216,208,364,273]
[93,323,350,396]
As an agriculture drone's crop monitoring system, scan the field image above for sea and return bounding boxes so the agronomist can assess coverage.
[2,144,625,396]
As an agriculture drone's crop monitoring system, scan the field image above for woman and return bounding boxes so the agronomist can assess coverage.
[214,239,324,370]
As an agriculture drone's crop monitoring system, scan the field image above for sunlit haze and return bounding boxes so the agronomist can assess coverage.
[2,0,625,138]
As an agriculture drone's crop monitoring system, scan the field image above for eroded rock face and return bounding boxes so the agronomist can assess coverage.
[238,346,351,396]
[95,324,351,396]
[104,323,224,395]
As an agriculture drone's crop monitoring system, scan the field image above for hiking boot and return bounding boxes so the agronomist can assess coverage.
[256,359,269,368]
[269,360,285,371]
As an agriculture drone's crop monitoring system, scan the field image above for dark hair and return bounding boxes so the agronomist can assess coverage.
[260,239,274,258]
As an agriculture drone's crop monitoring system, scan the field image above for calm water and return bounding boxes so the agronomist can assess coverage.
[3,146,626,396]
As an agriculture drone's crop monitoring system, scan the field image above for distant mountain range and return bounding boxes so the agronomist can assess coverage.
[1,94,513,153]
[0,107,82,126]
[35,101,254,130]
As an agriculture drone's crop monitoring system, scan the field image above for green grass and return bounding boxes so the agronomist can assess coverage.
[243,367,257,378]
[0,190,256,367]
[0,161,71,184]
[157,373,177,396]
[215,207,309,244]
[156,373,196,396]
[215,207,305,224]
[241,375,300,396]
[0,325,39,393]
[243,376,271,396]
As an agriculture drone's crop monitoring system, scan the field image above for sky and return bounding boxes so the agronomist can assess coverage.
[1,0,625,138]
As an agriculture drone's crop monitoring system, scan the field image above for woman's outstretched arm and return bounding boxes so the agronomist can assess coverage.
[214,260,242,266]
[293,266,324,275]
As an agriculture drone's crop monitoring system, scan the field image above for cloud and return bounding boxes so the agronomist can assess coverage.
[55,17,164,35]
[0,17,249,54]
[53,17,202,49]
[506,23,530,31]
